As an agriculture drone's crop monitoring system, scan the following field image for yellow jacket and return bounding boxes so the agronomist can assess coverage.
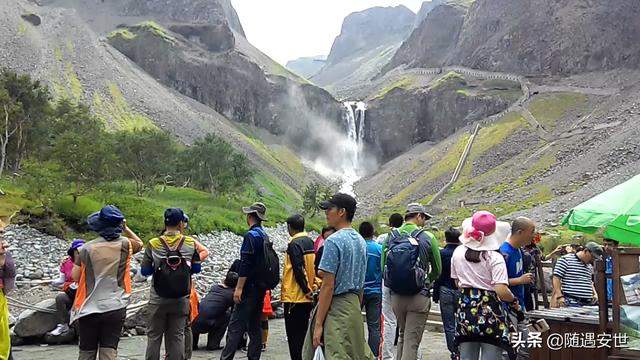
[281,232,316,303]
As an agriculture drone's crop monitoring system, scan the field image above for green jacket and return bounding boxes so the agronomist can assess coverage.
[381,223,442,282]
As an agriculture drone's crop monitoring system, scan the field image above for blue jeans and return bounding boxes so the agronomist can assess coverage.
[362,293,382,357]
[440,287,459,359]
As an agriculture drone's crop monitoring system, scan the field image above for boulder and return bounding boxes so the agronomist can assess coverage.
[21,13,41,26]
[13,299,58,338]
[10,329,25,346]
[43,327,76,345]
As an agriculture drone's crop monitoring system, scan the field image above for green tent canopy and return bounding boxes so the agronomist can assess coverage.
[562,174,640,244]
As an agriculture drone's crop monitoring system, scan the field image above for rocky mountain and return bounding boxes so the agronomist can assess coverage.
[365,71,520,162]
[311,5,416,99]
[356,67,640,227]
[1,0,330,192]
[286,55,326,79]
[386,0,640,75]
[108,23,341,145]
[414,0,445,28]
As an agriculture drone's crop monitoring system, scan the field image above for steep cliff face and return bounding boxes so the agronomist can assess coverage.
[387,0,640,75]
[451,0,640,74]
[312,6,416,98]
[414,0,445,28]
[384,1,468,72]
[123,0,245,36]
[366,72,518,161]
[108,23,341,147]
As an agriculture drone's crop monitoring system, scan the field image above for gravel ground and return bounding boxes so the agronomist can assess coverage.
[13,318,451,360]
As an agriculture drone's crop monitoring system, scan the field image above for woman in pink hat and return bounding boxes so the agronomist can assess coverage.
[450,211,518,360]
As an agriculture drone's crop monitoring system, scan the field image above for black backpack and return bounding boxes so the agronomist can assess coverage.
[249,228,280,290]
[153,236,192,299]
[384,229,430,296]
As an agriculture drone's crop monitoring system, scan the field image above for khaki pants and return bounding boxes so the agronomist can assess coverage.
[390,293,431,360]
[145,301,189,360]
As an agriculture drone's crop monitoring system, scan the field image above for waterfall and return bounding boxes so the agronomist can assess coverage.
[339,101,367,195]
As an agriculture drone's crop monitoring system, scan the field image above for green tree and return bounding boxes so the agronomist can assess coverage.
[302,181,335,217]
[114,129,179,195]
[20,160,67,211]
[50,101,114,202]
[0,69,51,171]
[0,88,20,177]
[180,134,251,195]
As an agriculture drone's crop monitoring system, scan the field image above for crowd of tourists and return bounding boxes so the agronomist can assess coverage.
[0,191,612,360]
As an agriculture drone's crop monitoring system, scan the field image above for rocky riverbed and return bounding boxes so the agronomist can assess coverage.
[3,223,311,315]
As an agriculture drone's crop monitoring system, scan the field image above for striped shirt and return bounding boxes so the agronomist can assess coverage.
[553,254,594,300]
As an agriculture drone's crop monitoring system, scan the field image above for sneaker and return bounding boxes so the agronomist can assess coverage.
[261,344,266,352]
[48,324,70,336]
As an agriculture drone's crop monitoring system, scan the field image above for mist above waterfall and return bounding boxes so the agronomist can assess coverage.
[280,85,376,195]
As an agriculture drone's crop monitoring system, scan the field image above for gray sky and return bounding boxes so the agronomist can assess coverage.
[231,0,425,64]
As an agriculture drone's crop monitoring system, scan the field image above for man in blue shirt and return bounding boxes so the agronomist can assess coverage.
[302,193,374,359]
[360,221,383,357]
[499,217,536,360]
[221,203,269,360]
[499,217,536,308]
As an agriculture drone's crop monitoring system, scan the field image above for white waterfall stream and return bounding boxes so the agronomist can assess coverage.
[340,101,367,195]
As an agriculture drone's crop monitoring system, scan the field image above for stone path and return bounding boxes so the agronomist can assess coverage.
[13,319,451,360]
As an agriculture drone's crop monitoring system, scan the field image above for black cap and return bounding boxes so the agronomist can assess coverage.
[319,193,357,214]
[164,208,187,227]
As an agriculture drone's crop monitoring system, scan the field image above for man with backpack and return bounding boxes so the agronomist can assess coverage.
[386,203,441,360]
[221,203,279,360]
[141,208,202,360]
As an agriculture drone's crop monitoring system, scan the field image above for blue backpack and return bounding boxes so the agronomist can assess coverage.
[384,229,429,296]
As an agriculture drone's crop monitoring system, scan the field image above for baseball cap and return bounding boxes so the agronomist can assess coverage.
[405,203,433,219]
[319,193,357,215]
[584,242,604,259]
[242,202,268,221]
[164,208,188,227]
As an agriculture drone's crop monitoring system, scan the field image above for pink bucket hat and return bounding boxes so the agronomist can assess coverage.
[460,211,511,251]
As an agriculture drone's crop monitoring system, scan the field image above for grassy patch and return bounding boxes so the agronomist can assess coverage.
[456,89,470,96]
[374,76,416,99]
[54,47,63,62]
[514,152,556,187]
[453,111,526,188]
[107,28,137,41]
[17,21,27,35]
[383,133,471,209]
[92,82,157,131]
[429,71,466,91]
[528,92,588,130]
[0,179,34,221]
[9,171,311,240]
[132,21,175,43]
[65,63,83,102]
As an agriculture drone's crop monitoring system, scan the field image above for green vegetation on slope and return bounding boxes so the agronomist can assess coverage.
[0,69,314,239]
[93,82,157,131]
[107,28,137,41]
[528,92,588,130]
[430,71,466,91]
[374,76,417,99]
[132,21,176,43]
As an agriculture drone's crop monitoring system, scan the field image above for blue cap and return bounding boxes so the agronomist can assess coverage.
[164,208,187,227]
[87,205,125,232]
[68,239,85,256]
